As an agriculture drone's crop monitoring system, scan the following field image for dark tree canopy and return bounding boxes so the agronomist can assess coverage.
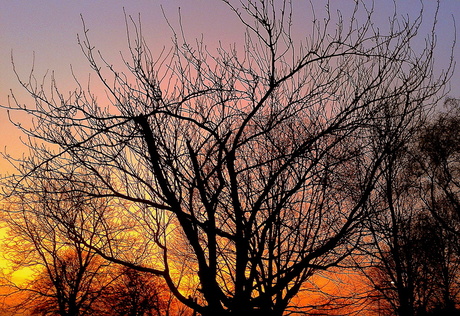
[1,1,452,315]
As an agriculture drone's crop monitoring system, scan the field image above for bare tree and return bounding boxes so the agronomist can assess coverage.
[1,177,119,316]
[101,267,170,316]
[363,137,426,316]
[1,175,175,316]
[2,1,451,315]
[415,100,460,314]
[364,200,460,316]
[359,101,460,316]
[417,99,460,237]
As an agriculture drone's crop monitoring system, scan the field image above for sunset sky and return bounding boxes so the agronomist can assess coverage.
[0,1,459,311]
[0,0,459,172]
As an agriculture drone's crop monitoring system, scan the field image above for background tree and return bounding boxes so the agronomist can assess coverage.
[417,98,460,237]
[101,267,170,316]
[363,140,427,316]
[1,174,175,316]
[1,176,122,316]
[2,1,451,315]
[360,102,460,316]
[364,212,460,316]
[23,251,111,316]
[415,100,460,314]
[416,213,460,315]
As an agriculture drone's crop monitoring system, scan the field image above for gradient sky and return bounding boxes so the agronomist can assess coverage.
[0,0,459,289]
[0,0,459,175]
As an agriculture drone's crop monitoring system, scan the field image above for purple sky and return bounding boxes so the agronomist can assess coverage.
[0,0,459,174]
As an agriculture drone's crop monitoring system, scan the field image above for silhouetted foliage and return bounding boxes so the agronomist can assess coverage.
[1,1,452,315]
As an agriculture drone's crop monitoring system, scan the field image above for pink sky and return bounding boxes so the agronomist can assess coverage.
[0,0,459,175]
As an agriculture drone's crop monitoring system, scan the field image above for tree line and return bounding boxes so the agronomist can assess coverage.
[0,0,457,315]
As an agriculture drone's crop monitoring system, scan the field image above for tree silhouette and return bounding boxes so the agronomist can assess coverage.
[415,100,460,315]
[1,179,118,316]
[101,267,169,316]
[418,99,460,238]
[2,1,452,315]
[360,102,460,316]
[1,177,174,315]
